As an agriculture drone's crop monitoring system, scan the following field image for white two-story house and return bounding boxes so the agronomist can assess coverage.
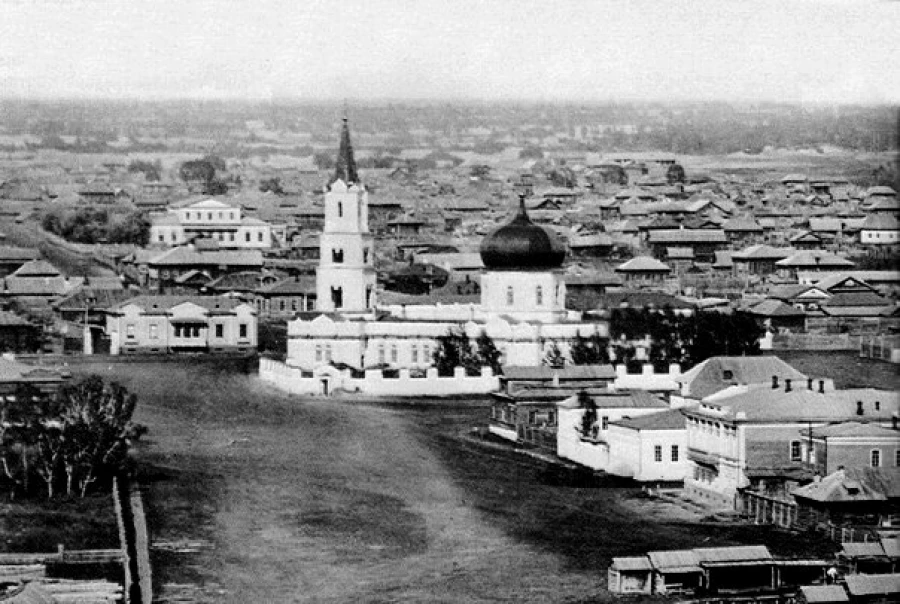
[150,198,275,249]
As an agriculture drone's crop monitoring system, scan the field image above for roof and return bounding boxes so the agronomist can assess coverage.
[776,252,855,269]
[646,550,701,573]
[807,421,898,439]
[0,246,41,262]
[611,408,686,431]
[11,260,61,278]
[749,299,806,318]
[595,291,695,309]
[793,469,889,504]
[647,229,727,244]
[723,217,763,232]
[108,294,250,313]
[822,291,891,308]
[610,556,653,572]
[615,256,670,273]
[797,585,849,603]
[861,213,899,230]
[692,386,899,423]
[677,356,807,399]
[666,247,694,259]
[732,245,795,261]
[503,365,616,381]
[693,545,773,565]
[844,573,900,597]
[149,247,263,268]
[257,276,317,295]
[560,390,666,410]
[840,542,888,558]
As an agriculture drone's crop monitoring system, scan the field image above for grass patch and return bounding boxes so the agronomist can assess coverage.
[0,493,118,553]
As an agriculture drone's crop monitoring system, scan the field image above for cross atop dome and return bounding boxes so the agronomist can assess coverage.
[332,116,359,185]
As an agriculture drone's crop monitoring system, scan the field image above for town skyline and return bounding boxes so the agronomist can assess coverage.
[2,0,899,105]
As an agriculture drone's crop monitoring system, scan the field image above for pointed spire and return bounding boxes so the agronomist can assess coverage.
[333,117,359,185]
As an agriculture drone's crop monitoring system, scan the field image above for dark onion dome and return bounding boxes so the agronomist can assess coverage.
[480,196,567,271]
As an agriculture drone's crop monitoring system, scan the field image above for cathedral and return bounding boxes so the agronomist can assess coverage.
[284,119,605,372]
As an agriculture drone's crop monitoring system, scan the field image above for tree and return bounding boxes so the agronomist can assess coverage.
[259,177,285,195]
[543,341,566,368]
[127,159,161,181]
[475,330,502,375]
[432,327,479,376]
[570,332,610,365]
[576,390,598,439]
[179,159,216,184]
[666,163,686,184]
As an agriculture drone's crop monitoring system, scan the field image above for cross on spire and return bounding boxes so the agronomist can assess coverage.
[333,116,359,185]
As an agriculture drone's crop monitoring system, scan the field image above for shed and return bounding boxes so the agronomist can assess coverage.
[607,556,653,594]
[694,545,774,592]
[647,549,703,594]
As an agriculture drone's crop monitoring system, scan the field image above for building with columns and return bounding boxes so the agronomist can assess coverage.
[285,119,604,373]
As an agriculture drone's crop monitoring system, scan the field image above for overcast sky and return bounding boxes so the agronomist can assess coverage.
[2,0,898,104]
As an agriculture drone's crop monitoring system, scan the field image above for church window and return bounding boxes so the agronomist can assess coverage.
[331,287,343,309]
[535,285,543,306]
[337,202,343,217]
[506,286,514,306]
[332,249,344,263]
[258,232,264,241]
[208,212,212,220]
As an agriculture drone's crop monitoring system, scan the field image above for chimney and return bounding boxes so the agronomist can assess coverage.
[818,380,825,394]
[785,379,792,393]
[772,375,779,389]
[856,401,864,416]
[807,378,813,390]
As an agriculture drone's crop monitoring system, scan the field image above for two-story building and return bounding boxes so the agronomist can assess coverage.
[105,295,257,354]
[682,381,898,510]
[150,198,275,249]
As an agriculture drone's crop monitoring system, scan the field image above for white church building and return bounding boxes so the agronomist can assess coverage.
[284,119,607,368]
[266,118,607,395]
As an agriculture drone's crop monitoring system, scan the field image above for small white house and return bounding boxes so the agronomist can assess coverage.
[606,409,689,483]
[556,390,668,471]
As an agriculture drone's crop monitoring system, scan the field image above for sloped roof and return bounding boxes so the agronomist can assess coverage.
[678,356,807,399]
[821,291,890,308]
[108,294,250,313]
[861,214,899,230]
[611,408,686,431]
[646,550,701,573]
[610,556,653,571]
[615,256,670,273]
[749,299,806,317]
[798,585,848,603]
[693,545,772,564]
[723,217,763,232]
[257,276,317,295]
[693,386,899,423]
[775,251,854,268]
[148,247,263,267]
[793,469,889,504]
[844,573,900,597]
[11,260,61,277]
[647,229,727,244]
[0,246,41,262]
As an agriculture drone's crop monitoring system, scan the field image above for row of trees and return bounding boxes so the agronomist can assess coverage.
[432,328,502,376]
[42,207,150,245]
[0,376,146,500]
[609,308,762,368]
[431,310,762,375]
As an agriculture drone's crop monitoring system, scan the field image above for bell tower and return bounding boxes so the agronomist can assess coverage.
[316,118,377,314]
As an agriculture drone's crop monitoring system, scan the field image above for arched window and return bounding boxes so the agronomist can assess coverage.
[337,202,343,217]
[506,286,514,306]
[535,285,543,306]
